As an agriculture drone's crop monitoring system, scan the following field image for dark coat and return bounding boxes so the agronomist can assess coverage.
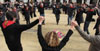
[75,8,84,23]
[67,6,75,17]
[54,8,61,15]
[0,19,39,51]
[85,9,96,21]
[38,5,44,15]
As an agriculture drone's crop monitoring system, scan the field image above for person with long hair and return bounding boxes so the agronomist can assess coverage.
[0,11,41,51]
[71,21,100,51]
[37,16,73,51]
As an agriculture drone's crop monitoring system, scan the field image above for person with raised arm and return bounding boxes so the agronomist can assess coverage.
[71,21,100,51]
[37,16,73,51]
[0,11,42,51]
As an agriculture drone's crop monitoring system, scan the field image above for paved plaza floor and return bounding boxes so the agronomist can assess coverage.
[0,10,97,51]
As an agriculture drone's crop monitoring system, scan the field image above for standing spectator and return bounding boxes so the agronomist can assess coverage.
[54,5,61,25]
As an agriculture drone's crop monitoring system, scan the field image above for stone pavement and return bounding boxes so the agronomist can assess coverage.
[0,10,97,51]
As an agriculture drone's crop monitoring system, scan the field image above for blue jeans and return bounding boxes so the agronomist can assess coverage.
[68,16,73,25]
[40,14,45,24]
[40,14,45,16]
[84,21,91,34]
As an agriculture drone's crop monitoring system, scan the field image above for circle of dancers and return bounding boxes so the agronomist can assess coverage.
[0,1,100,51]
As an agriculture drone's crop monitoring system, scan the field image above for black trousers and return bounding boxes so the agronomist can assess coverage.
[84,21,91,34]
[25,15,30,24]
[55,14,60,25]
[30,11,36,18]
[9,45,23,51]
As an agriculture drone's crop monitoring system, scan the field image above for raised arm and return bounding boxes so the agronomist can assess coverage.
[72,21,98,43]
[58,29,73,49]
[17,19,39,31]
[37,25,47,47]
[37,16,47,47]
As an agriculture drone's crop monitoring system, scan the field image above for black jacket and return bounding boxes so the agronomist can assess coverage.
[54,8,61,15]
[38,5,44,15]
[75,8,84,23]
[37,25,73,51]
[67,6,75,17]
[85,9,96,21]
[0,19,39,51]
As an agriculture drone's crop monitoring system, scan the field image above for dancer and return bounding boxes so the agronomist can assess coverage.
[37,16,73,51]
[84,6,96,34]
[0,11,40,51]
[71,21,100,51]
[67,3,75,25]
[54,5,61,25]
[22,4,30,24]
[75,6,84,26]
[94,7,100,35]
[38,2,45,25]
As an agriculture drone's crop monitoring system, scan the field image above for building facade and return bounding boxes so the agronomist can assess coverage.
[0,0,99,5]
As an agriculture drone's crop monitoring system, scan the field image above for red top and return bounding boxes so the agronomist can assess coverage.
[2,20,15,29]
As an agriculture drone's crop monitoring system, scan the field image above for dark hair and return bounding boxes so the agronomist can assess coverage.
[0,9,2,12]
[6,11,16,20]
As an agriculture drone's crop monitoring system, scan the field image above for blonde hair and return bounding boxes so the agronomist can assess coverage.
[45,31,59,47]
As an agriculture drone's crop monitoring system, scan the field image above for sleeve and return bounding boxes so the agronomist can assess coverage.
[58,30,73,49]
[96,9,99,16]
[17,19,39,32]
[75,26,97,43]
[0,21,3,27]
[37,25,47,47]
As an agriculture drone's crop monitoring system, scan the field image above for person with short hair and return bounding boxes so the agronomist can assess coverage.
[0,11,41,51]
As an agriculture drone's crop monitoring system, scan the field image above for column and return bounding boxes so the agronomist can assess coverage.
[86,0,90,5]
[49,0,52,4]
[72,0,76,3]
[11,0,16,2]
[61,0,63,4]
[69,0,72,3]
[56,0,60,3]
[77,0,82,4]
[0,0,4,3]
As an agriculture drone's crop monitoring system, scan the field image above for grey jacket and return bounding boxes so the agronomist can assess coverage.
[75,26,100,51]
